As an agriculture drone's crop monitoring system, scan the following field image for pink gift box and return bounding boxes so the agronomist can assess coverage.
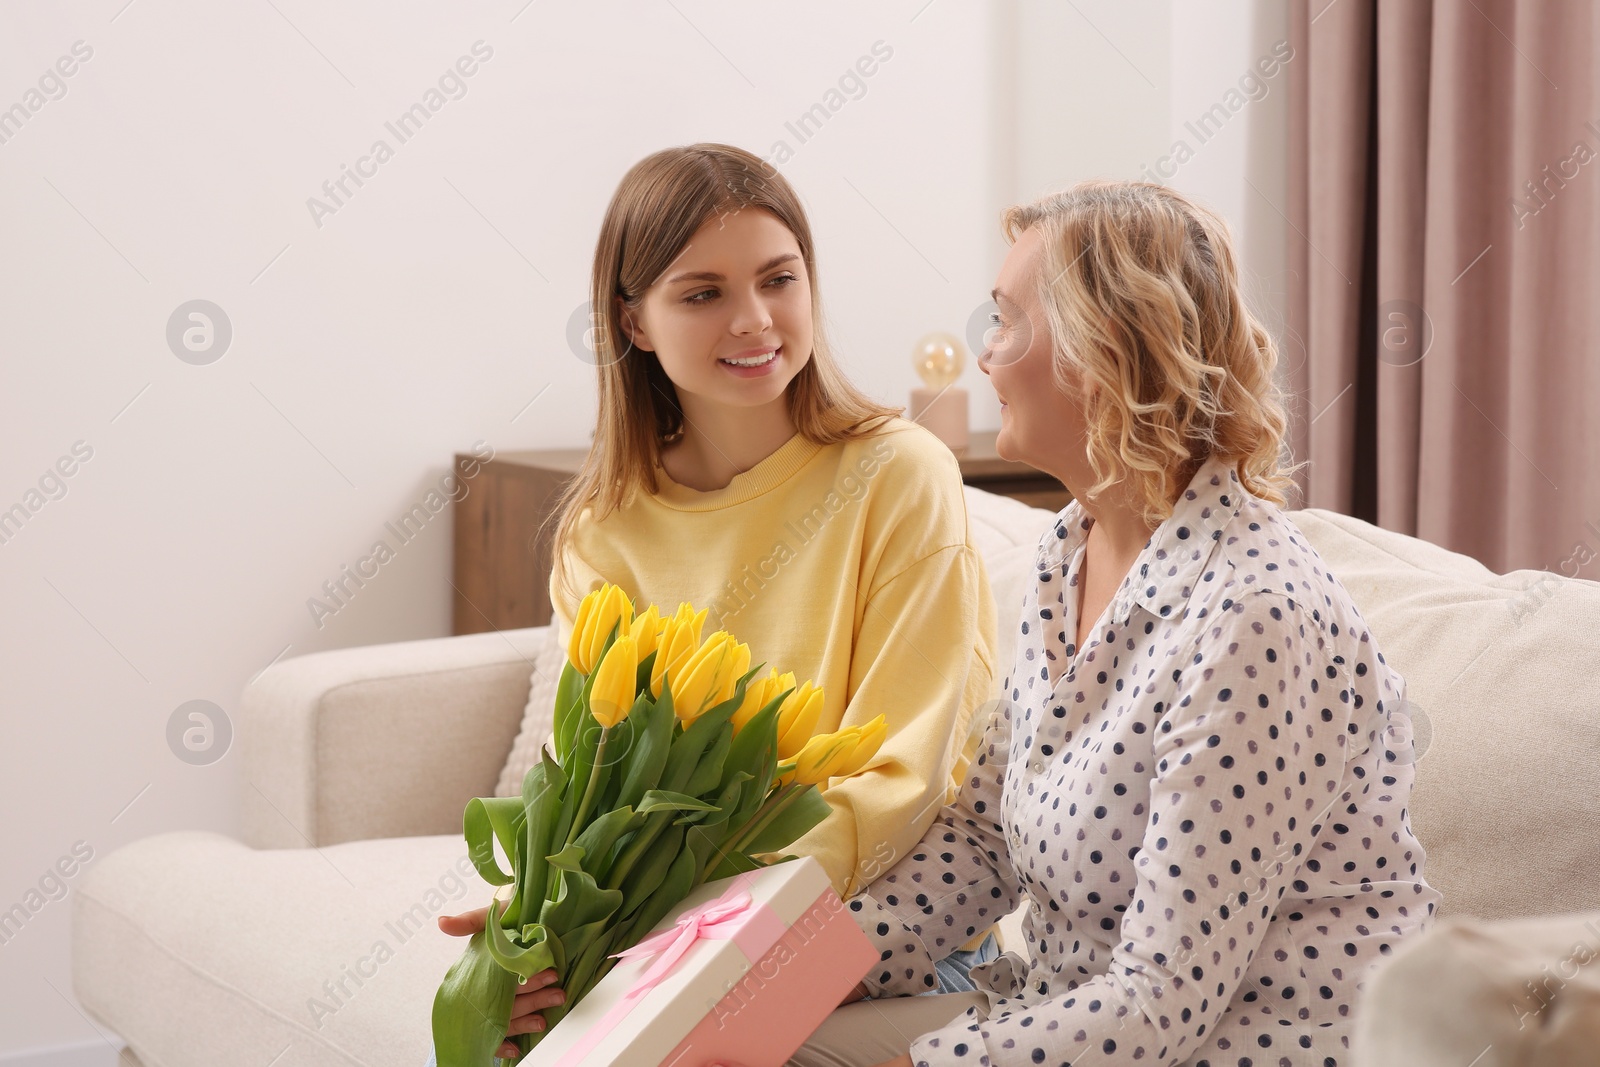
[525,856,878,1067]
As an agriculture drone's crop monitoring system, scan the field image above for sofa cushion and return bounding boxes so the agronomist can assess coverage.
[1352,908,1600,1065]
[1287,508,1600,922]
[74,830,479,1067]
[495,623,564,798]
[960,486,1061,680]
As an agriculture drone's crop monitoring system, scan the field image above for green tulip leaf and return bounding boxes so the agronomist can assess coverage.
[618,822,687,918]
[463,796,526,887]
[484,896,560,981]
[724,695,789,832]
[626,842,698,944]
[557,912,619,982]
[595,718,632,813]
[637,789,719,816]
[744,785,833,855]
[563,923,624,1008]
[660,682,744,794]
[431,927,519,1067]
[721,689,788,791]
[688,771,749,831]
[704,844,767,883]
[596,699,648,814]
[561,720,607,828]
[560,623,619,782]
[615,694,674,811]
[518,751,567,929]
[653,676,676,724]
[634,650,658,696]
[552,660,585,764]
[540,860,623,936]
[545,842,586,874]
[684,823,726,880]
[570,805,643,884]
[683,721,733,797]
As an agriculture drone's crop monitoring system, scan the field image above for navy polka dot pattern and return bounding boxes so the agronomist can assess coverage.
[845,457,1441,1066]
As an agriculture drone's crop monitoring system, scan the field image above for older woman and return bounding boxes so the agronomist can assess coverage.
[792,181,1441,1067]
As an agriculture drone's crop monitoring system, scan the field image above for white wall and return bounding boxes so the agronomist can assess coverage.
[0,0,1284,1058]
[985,0,1290,427]
[1167,0,1294,386]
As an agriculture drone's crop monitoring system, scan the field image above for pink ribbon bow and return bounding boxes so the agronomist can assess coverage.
[611,883,767,999]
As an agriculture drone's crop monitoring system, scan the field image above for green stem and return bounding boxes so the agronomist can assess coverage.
[582,954,620,1000]
[728,783,802,855]
[565,725,610,850]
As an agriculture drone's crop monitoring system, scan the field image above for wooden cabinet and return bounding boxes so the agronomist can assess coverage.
[451,430,1069,635]
[951,431,1075,512]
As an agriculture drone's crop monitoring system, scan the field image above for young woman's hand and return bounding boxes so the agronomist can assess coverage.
[436,906,567,1059]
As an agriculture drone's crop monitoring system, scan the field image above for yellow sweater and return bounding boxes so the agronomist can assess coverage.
[549,417,998,899]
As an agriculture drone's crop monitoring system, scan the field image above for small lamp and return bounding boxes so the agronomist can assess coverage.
[909,332,969,450]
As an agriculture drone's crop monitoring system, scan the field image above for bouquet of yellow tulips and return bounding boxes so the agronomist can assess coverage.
[431,583,887,1066]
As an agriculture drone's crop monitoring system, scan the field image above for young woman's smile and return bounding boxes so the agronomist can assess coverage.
[717,343,783,376]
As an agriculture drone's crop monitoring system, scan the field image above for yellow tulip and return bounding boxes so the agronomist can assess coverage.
[732,668,791,732]
[569,583,634,674]
[782,714,888,786]
[650,603,708,698]
[774,681,825,760]
[588,633,639,728]
[567,588,600,672]
[783,730,855,788]
[671,631,751,723]
[828,714,887,777]
[626,604,665,660]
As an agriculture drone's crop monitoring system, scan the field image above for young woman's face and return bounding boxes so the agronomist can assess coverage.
[979,225,1093,487]
[620,207,814,417]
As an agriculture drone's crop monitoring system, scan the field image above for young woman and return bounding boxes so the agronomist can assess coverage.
[793,181,1442,1067]
[430,144,1001,1063]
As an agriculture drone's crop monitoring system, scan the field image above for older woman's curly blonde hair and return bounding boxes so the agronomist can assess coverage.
[1002,180,1296,526]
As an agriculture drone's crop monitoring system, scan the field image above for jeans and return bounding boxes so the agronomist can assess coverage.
[930,930,1000,994]
[422,931,1001,1064]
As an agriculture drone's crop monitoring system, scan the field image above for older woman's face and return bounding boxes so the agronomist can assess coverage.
[979,226,1092,489]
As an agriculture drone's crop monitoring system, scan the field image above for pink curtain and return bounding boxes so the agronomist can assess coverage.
[1285,0,1600,580]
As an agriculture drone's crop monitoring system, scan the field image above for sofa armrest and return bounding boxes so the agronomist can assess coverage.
[239,626,547,849]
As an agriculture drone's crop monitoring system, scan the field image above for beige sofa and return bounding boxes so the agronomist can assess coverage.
[72,488,1600,1067]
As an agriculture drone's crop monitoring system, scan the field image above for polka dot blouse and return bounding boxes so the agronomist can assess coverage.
[846,457,1442,1067]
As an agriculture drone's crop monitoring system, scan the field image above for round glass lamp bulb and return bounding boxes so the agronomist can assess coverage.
[913,333,965,391]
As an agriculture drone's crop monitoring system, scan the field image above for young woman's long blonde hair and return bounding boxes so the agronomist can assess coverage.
[547,143,899,604]
[1002,180,1296,525]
